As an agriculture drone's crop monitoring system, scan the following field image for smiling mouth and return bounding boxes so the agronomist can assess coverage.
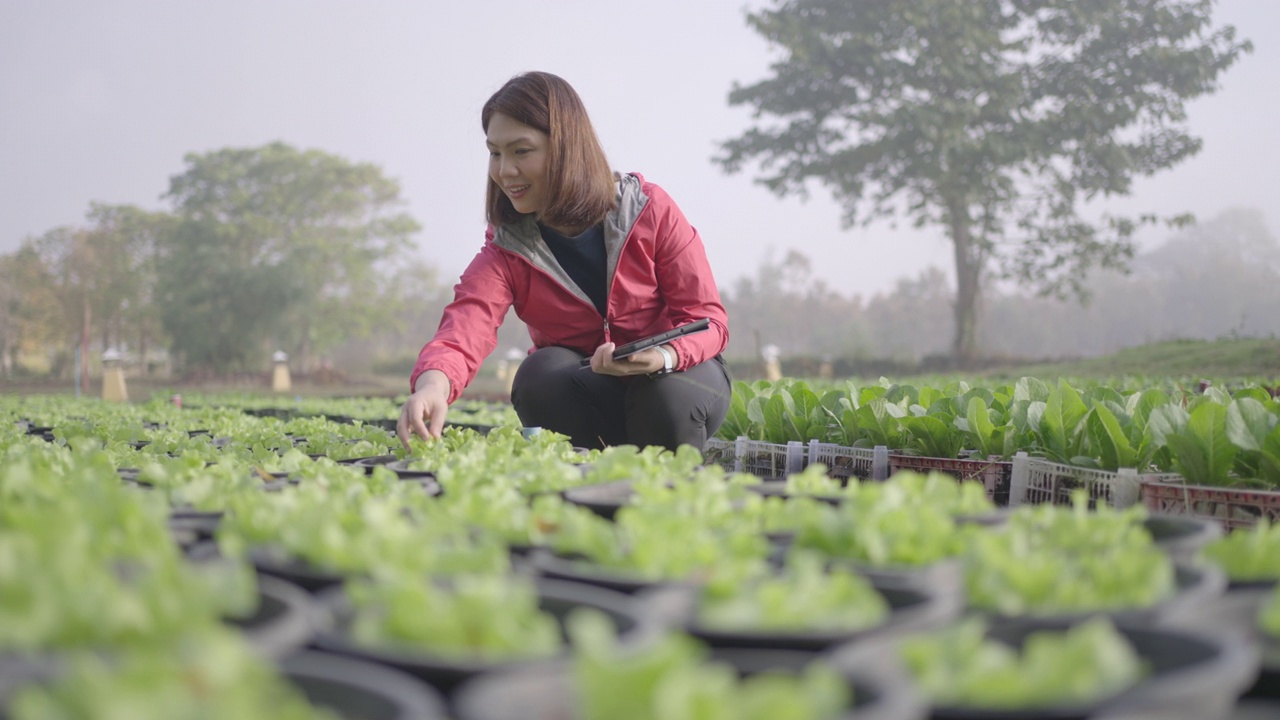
[506,185,530,196]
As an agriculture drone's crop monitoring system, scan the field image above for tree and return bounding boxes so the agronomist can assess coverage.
[30,225,111,389]
[863,268,954,360]
[158,142,421,374]
[721,249,871,359]
[1137,206,1280,339]
[83,204,172,375]
[717,0,1251,361]
[22,205,172,386]
[0,246,60,377]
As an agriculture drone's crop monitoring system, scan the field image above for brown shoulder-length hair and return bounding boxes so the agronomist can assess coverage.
[482,71,616,230]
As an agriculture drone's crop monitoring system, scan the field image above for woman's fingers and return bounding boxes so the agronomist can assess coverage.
[397,396,440,451]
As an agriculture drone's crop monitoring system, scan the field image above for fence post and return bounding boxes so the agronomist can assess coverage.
[872,445,889,481]
[1009,452,1030,507]
[1115,468,1141,509]
[786,441,806,476]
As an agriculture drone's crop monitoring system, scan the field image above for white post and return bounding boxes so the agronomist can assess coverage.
[762,344,782,382]
[1115,467,1141,509]
[101,348,128,402]
[872,445,889,481]
[786,440,805,475]
[1009,452,1031,507]
[503,347,525,397]
[271,350,291,393]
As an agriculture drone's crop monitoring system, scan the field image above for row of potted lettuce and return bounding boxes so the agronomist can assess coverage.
[717,377,1280,484]
[4,397,1280,717]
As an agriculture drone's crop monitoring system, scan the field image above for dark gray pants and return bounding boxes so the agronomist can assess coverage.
[510,346,732,451]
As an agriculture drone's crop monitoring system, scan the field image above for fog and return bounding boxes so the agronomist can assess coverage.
[2,0,1277,299]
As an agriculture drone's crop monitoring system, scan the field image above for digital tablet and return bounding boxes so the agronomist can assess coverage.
[578,318,711,366]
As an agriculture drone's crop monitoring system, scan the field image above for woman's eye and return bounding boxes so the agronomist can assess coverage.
[515,148,531,155]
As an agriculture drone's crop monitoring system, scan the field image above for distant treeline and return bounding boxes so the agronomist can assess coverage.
[2,137,1273,384]
[363,207,1279,381]
[715,207,1280,368]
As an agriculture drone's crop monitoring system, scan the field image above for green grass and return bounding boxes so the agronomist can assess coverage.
[978,338,1280,383]
[7,338,1277,401]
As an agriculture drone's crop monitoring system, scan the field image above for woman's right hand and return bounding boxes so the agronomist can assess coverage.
[397,369,451,451]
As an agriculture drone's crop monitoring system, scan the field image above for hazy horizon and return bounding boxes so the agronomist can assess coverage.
[3,0,1276,300]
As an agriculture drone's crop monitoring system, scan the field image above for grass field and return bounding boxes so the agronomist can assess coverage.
[3,337,1277,401]
[977,337,1280,382]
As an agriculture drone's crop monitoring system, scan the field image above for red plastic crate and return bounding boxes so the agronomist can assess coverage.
[888,453,1012,505]
[806,441,887,481]
[1141,481,1280,531]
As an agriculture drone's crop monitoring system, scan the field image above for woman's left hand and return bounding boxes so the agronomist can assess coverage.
[588,342,664,377]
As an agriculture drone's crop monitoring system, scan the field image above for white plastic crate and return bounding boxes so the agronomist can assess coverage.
[1142,479,1280,531]
[807,441,889,481]
[737,438,806,478]
[1008,453,1182,509]
[701,437,737,472]
[888,453,1013,505]
[701,437,804,477]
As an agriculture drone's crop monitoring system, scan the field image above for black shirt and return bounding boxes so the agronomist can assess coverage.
[539,222,608,316]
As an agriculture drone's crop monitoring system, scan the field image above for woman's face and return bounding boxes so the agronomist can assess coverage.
[487,112,549,216]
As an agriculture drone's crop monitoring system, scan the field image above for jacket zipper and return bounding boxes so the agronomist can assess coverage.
[495,245,611,344]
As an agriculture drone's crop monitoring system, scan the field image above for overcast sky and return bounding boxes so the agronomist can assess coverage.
[2,0,1276,299]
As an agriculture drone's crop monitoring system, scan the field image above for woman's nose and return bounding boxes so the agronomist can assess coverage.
[498,157,518,178]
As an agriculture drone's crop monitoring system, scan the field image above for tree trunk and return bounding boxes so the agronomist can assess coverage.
[296,317,311,374]
[138,328,148,378]
[80,297,91,393]
[946,196,982,365]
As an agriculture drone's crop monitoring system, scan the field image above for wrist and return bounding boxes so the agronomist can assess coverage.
[653,345,675,375]
[414,369,451,395]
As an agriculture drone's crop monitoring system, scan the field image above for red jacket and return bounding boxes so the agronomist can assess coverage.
[411,173,729,403]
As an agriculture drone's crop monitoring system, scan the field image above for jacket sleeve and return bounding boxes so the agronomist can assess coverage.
[409,239,513,404]
[645,182,729,371]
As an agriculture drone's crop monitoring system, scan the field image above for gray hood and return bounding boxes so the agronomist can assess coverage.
[490,173,649,310]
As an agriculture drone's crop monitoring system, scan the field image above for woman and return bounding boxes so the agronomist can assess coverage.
[397,71,731,452]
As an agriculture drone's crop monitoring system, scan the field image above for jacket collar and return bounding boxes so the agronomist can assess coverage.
[491,173,650,310]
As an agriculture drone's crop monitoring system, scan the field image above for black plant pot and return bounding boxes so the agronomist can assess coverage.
[224,574,314,659]
[1236,586,1280,700]
[972,560,1226,629]
[560,479,635,520]
[384,459,438,481]
[1144,514,1223,562]
[529,548,700,596]
[281,651,449,720]
[0,645,447,720]
[452,649,927,720]
[0,652,64,707]
[248,545,351,594]
[828,617,1258,720]
[308,578,655,700]
[744,479,846,506]
[638,572,961,654]
[168,508,223,548]
[341,454,398,474]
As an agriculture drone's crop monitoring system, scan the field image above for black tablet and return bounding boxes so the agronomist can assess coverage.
[578,318,711,366]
